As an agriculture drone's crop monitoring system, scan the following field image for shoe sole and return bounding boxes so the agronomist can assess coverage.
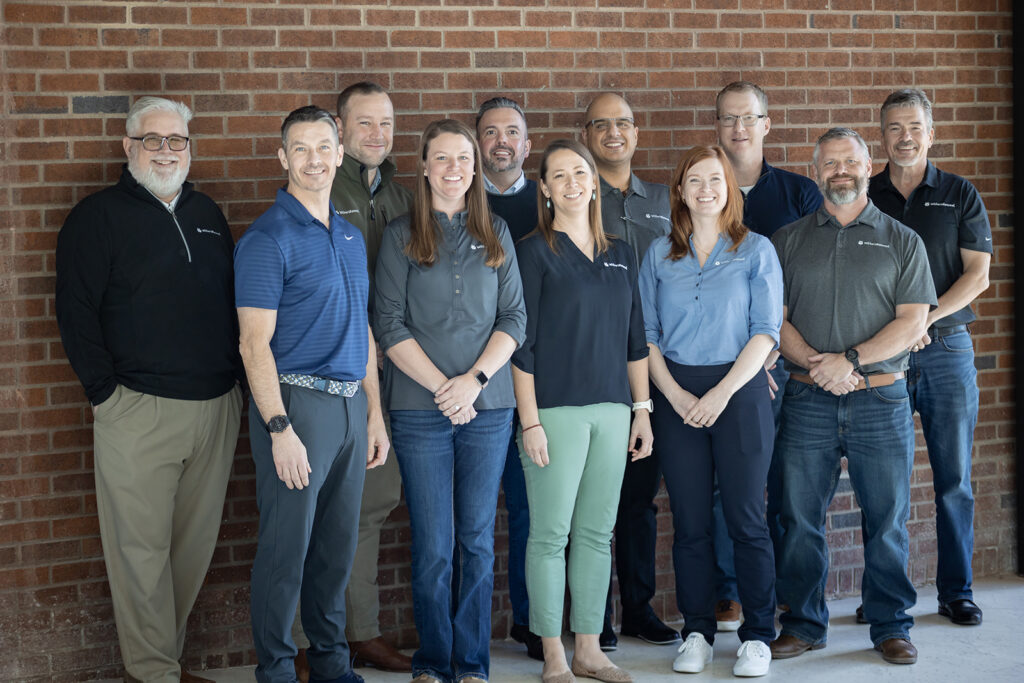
[599,643,618,652]
[673,656,712,673]
[620,630,680,646]
[716,619,742,632]
[770,642,825,660]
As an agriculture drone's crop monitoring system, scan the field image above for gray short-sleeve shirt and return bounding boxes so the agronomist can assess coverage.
[771,201,937,375]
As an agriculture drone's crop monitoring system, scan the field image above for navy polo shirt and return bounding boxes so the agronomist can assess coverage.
[743,160,823,238]
[235,188,369,381]
[868,161,992,327]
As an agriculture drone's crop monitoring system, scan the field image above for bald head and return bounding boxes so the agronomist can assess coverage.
[582,93,638,172]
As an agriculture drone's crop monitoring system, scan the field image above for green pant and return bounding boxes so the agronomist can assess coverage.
[517,402,630,637]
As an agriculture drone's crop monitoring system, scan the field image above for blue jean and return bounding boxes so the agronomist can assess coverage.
[390,408,513,683]
[908,328,978,602]
[501,416,531,627]
[714,364,785,603]
[775,379,916,647]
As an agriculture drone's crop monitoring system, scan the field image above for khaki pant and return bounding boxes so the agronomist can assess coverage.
[93,384,242,682]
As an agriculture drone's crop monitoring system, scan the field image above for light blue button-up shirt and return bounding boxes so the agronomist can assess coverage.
[639,231,783,366]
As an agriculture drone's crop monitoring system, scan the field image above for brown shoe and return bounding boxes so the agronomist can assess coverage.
[180,672,215,683]
[294,649,310,683]
[715,599,743,632]
[350,636,413,672]
[769,634,825,659]
[570,658,633,683]
[875,637,917,664]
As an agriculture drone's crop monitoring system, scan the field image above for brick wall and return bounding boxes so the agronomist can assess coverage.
[0,1,1014,679]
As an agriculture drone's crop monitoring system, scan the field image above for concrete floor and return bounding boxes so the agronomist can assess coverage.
[180,576,1024,682]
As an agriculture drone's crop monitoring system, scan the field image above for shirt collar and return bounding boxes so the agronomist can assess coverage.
[878,160,939,192]
[599,172,647,198]
[433,209,467,229]
[277,187,331,229]
[814,199,882,230]
[483,171,527,196]
[145,187,180,211]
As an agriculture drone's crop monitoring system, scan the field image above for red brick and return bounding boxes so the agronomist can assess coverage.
[4,2,65,23]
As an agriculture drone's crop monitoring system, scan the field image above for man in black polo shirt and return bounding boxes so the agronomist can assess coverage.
[475,96,543,662]
[868,89,991,627]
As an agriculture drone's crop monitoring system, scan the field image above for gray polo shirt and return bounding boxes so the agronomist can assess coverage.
[599,173,671,266]
[771,201,936,375]
[373,210,526,411]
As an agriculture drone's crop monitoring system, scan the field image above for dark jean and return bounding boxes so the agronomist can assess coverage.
[502,415,531,627]
[390,408,513,683]
[776,379,917,647]
[654,361,776,645]
[909,328,978,603]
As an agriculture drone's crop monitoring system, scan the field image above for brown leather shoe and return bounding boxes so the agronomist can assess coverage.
[350,636,413,672]
[180,672,215,683]
[294,649,311,683]
[875,637,917,664]
[769,634,825,659]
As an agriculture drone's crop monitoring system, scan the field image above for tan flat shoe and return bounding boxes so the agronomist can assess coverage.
[570,659,632,683]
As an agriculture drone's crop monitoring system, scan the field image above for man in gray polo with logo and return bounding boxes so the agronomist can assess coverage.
[582,92,676,649]
[769,128,935,666]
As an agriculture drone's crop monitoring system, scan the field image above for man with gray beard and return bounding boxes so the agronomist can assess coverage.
[56,96,243,683]
[769,128,935,666]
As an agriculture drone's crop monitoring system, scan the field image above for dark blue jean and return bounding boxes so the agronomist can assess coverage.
[654,361,776,645]
[908,328,978,602]
[501,416,531,627]
[776,379,916,647]
[390,408,513,683]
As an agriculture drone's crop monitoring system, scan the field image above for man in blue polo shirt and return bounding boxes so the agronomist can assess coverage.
[710,81,823,631]
[868,89,991,627]
[235,105,389,683]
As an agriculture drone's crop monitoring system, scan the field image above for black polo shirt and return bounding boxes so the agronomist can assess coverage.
[512,232,648,409]
[868,162,992,327]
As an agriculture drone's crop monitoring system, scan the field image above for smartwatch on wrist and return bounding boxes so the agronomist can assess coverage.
[267,415,290,433]
[473,369,489,387]
[844,347,861,371]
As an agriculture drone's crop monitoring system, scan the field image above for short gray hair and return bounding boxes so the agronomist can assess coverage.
[813,127,870,166]
[126,97,193,136]
[281,105,339,147]
[475,97,527,131]
[880,88,934,130]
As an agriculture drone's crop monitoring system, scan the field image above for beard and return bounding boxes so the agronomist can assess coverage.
[482,146,519,174]
[820,173,867,205]
[128,153,189,200]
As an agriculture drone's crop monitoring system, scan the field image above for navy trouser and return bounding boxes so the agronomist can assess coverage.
[654,361,776,645]
[502,413,531,628]
[250,385,367,683]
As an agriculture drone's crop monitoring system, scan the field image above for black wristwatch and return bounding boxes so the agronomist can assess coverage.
[473,369,489,387]
[267,414,291,433]
[844,348,861,371]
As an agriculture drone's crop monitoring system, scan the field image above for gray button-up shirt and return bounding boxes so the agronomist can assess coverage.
[374,210,526,410]
[599,173,671,267]
[771,201,937,375]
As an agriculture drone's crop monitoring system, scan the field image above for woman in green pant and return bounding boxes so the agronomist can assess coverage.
[512,139,653,683]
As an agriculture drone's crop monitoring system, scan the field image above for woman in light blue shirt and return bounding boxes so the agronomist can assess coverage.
[638,145,782,678]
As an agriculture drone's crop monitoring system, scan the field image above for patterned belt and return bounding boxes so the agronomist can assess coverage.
[279,373,361,397]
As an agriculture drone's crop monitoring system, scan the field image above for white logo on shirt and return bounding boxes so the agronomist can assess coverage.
[604,262,628,270]
[195,227,220,236]
[470,244,485,250]
[714,257,746,266]
[336,208,360,215]
[924,202,956,208]
[645,213,671,222]
[858,240,890,248]
[344,235,354,240]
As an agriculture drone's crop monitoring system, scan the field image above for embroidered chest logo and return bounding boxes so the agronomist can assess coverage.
[924,202,956,209]
[335,208,360,215]
[195,227,220,236]
[603,262,628,270]
[645,213,671,222]
[470,244,485,250]
[857,240,890,248]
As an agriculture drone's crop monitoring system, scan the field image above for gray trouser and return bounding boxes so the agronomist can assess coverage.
[250,384,367,683]
[93,384,242,683]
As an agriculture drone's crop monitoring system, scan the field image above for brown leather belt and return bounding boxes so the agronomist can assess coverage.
[790,371,905,391]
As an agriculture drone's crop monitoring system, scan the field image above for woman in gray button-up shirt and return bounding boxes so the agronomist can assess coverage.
[373,118,526,682]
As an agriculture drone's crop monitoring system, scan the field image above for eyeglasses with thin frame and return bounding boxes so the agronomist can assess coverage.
[129,135,190,152]
[585,117,635,133]
[717,114,767,128]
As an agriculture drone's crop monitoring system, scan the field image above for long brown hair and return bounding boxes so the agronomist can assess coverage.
[406,118,504,268]
[667,145,747,261]
[534,138,609,255]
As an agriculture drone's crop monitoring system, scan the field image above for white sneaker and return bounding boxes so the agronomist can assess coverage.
[733,640,771,677]
[673,632,713,673]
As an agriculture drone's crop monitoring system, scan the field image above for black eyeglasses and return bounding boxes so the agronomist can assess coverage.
[128,135,190,151]
[717,114,767,128]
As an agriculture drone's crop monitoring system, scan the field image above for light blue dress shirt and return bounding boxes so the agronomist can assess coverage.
[639,231,783,366]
